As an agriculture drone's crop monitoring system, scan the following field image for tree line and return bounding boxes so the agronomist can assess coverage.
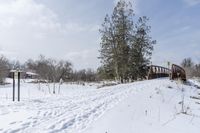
[0,55,99,84]
[98,0,156,82]
[181,58,200,78]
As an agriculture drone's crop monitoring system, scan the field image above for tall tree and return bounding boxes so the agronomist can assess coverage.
[99,0,134,82]
[129,16,156,80]
[99,0,155,82]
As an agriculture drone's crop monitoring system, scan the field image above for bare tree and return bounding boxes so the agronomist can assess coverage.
[25,55,73,94]
[0,55,10,84]
[194,64,200,77]
[55,60,72,82]
[181,58,194,78]
[71,69,98,82]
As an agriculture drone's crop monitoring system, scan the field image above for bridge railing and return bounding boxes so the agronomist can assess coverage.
[171,64,186,81]
[147,64,186,81]
[147,65,171,80]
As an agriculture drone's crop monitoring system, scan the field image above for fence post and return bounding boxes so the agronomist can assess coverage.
[18,72,20,101]
[13,72,15,101]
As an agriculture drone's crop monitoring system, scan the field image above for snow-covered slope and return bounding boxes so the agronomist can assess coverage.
[0,79,200,133]
[84,79,200,133]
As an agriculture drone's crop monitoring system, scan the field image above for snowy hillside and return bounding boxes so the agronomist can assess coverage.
[84,79,200,133]
[0,79,200,133]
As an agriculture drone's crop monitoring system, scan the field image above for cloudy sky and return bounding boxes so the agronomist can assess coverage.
[0,0,199,69]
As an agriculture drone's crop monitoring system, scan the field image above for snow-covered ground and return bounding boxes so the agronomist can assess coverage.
[0,78,200,133]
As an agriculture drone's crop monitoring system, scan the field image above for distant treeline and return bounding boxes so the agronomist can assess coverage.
[0,55,99,84]
[181,58,200,78]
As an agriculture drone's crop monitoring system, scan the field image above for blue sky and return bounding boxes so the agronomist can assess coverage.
[0,0,199,69]
[138,0,200,66]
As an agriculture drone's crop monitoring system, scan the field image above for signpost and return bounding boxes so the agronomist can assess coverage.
[18,72,20,101]
[10,70,22,102]
[12,72,15,101]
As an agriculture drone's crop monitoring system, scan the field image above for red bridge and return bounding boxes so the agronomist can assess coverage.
[147,64,186,81]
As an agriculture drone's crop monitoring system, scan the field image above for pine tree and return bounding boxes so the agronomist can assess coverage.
[99,0,155,82]
[99,0,134,82]
[129,16,156,80]
[99,14,116,80]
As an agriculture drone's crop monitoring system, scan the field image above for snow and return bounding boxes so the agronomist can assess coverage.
[188,78,200,87]
[26,72,38,76]
[0,78,200,133]
[84,79,200,133]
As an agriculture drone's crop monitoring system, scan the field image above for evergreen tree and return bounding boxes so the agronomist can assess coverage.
[99,0,155,82]
[98,14,116,80]
[129,16,156,80]
[99,0,134,82]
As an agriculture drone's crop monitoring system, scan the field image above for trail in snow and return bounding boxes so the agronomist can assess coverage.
[0,79,200,133]
[84,79,200,133]
[0,81,136,133]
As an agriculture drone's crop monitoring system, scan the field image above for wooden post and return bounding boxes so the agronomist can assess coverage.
[18,72,20,101]
[13,72,15,101]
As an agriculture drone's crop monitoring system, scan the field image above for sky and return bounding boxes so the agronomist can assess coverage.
[0,0,199,69]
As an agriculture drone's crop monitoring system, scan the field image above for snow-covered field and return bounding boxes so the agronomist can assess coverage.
[0,78,200,133]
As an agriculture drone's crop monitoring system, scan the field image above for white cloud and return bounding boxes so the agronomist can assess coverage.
[64,23,99,34]
[0,0,61,59]
[65,50,100,70]
[0,0,100,69]
[0,0,59,29]
[183,0,200,6]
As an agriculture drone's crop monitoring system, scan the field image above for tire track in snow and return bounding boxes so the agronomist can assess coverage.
[1,80,163,133]
[2,84,134,133]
